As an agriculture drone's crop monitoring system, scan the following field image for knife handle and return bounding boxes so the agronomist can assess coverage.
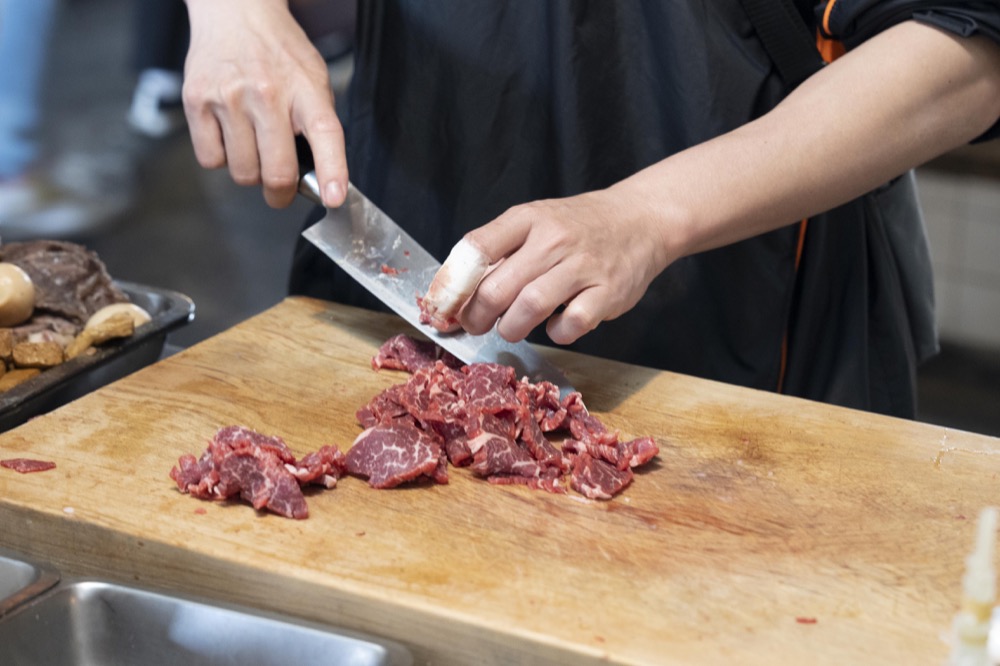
[295,135,323,205]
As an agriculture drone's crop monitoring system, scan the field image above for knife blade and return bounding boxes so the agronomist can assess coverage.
[298,174,573,391]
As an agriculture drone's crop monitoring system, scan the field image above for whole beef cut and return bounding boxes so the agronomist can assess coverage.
[354,335,660,499]
[170,425,346,519]
[0,240,129,326]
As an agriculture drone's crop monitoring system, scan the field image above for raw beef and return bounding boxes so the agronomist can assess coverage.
[169,425,346,519]
[346,419,447,488]
[1,458,57,473]
[359,334,660,499]
[570,453,634,500]
[371,333,462,373]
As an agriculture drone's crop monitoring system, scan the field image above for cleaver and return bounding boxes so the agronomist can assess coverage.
[298,173,573,390]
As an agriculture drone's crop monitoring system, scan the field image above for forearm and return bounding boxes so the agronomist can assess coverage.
[617,20,1000,267]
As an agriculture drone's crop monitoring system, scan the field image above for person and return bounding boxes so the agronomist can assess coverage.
[0,0,134,239]
[180,0,1000,418]
[127,0,190,139]
[0,0,61,224]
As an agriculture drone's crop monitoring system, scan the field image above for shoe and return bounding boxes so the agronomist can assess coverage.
[0,153,134,241]
[127,68,185,139]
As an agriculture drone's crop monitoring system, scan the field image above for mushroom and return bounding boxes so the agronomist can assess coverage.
[85,302,152,331]
[0,262,36,327]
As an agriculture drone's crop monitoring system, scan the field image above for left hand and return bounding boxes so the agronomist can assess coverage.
[454,189,670,345]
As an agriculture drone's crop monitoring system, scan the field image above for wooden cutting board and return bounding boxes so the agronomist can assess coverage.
[1,296,998,665]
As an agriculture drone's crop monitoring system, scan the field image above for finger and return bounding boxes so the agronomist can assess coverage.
[494,263,589,342]
[422,239,492,329]
[182,85,227,169]
[255,112,299,208]
[459,257,534,335]
[453,207,550,333]
[544,287,607,345]
[463,205,535,265]
[296,94,347,207]
[218,109,262,187]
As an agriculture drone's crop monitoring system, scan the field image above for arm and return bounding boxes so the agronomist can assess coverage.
[443,20,1000,344]
[181,0,348,208]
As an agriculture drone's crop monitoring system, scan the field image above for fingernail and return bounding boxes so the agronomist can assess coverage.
[324,181,344,206]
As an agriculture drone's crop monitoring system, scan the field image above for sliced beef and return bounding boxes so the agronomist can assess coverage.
[563,436,659,471]
[360,335,660,500]
[570,453,634,500]
[371,333,462,373]
[290,445,347,488]
[169,425,346,519]
[346,419,447,488]
[467,432,543,479]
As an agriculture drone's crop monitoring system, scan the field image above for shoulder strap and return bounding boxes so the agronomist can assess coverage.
[738,0,825,89]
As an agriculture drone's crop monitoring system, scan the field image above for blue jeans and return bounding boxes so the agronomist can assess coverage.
[0,0,59,179]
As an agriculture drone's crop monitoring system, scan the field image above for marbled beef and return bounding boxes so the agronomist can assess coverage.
[360,335,660,499]
[346,419,447,488]
[170,425,346,519]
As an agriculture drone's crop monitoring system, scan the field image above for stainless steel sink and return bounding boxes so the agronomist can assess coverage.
[0,551,59,618]
[0,580,412,665]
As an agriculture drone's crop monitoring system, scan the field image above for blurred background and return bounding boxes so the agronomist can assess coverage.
[2,0,998,436]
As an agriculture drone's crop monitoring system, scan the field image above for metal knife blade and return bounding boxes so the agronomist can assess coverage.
[299,175,573,390]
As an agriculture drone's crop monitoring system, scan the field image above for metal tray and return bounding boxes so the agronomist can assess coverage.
[0,580,412,665]
[0,280,194,432]
[0,549,60,619]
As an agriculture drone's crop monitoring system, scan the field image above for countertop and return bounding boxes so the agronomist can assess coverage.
[1,297,998,665]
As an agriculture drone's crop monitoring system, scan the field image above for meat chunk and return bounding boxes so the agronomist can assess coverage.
[570,453,634,500]
[346,420,447,488]
[169,425,346,519]
[371,333,462,373]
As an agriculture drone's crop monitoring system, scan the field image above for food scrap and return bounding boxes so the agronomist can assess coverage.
[1,458,57,473]
[380,264,406,276]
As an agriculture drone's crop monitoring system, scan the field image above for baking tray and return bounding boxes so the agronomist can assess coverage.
[0,280,194,432]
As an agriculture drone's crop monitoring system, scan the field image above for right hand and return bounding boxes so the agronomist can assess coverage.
[182,0,348,208]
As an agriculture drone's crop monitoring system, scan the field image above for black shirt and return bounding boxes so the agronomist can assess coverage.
[291,0,999,417]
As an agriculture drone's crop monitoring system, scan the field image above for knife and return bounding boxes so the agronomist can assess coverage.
[298,173,574,391]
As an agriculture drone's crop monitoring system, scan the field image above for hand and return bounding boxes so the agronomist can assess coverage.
[182,0,348,208]
[450,190,670,345]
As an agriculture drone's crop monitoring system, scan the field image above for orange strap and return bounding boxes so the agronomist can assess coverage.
[816,0,846,64]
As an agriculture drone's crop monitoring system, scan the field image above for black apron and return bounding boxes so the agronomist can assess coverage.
[290,0,938,418]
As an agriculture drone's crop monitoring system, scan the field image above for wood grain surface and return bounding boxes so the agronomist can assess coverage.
[1,296,998,665]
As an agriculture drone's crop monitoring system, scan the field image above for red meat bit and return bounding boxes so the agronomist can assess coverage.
[795,617,818,624]
[169,426,346,519]
[1,458,57,474]
[380,264,406,276]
